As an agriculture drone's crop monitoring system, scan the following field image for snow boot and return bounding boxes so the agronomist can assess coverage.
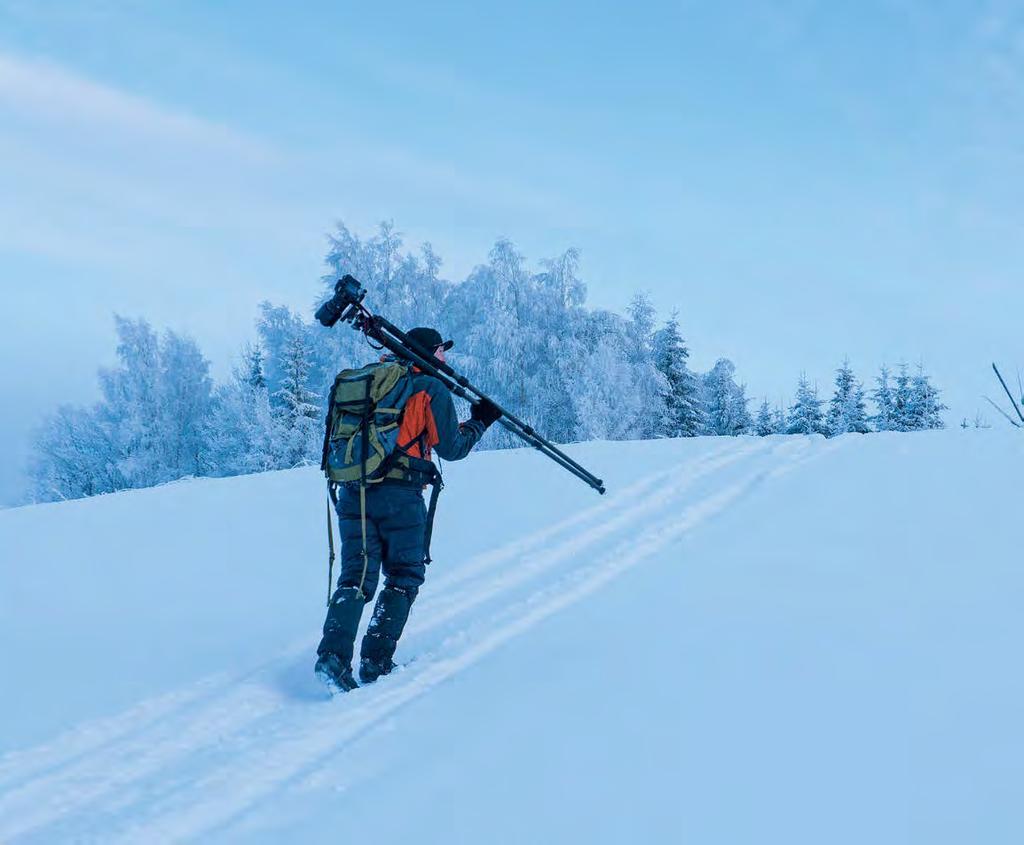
[316,585,365,692]
[315,652,358,694]
[359,585,414,684]
[358,656,397,685]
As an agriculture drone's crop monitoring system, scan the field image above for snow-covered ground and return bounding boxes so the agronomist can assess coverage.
[1,432,1021,843]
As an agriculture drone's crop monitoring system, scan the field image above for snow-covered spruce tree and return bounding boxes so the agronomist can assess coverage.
[870,365,897,431]
[755,398,776,436]
[890,363,914,432]
[907,364,947,430]
[786,374,828,435]
[772,403,787,434]
[825,358,870,436]
[240,346,281,472]
[701,359,752,436]
[243,342,266,390]
[257,303,320,401]
[274,332,322,467]
[736,384,754,433]
[653,313,704,437]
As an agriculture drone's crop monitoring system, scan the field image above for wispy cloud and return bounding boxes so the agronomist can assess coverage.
[0,49,588,273]
[0,51,275,162]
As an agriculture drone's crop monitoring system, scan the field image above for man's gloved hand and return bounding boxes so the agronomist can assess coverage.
[470,398,502,428]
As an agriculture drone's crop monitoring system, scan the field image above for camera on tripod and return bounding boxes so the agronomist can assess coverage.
[315,274,367,328]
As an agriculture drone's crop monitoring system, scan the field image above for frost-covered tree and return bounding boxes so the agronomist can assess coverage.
[623,292,669,439]
[571,309,652,442]
[702,359,751,435]
[317,221,449,399]
[447,254,667,446]
[30,317,214,501]
[826,358,870,436]
[256,303,315,399]
[93,318,212,486]
[527,249,586,444]
[625,291,656,357]
[29,406,119,501]
[95,316,163,488]
[787,374,828,435]
[450,239,532,449]
[652,313,703,437]
[205,344,281,476]
[323,220,446,333]
[159,329,213,478]
[274,332,322,467]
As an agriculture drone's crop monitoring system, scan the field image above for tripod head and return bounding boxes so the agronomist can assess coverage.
[315,274,368,328]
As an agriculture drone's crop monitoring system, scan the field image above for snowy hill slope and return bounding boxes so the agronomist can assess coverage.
[1,432,1021,843]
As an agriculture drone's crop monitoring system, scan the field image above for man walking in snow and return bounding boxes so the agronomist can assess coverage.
[315,327,502,693]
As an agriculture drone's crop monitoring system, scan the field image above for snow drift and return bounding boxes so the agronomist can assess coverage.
[1,432,1021,843]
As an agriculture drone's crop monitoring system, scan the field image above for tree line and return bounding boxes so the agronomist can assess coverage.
[752,360,946,437]
[27,221,947,503]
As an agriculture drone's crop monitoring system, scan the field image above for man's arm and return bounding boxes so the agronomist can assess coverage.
[418,376,487,461]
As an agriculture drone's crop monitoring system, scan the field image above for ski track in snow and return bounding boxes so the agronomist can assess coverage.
[0,440,751,833]
[0,441,737,806]
[0,437,835,843]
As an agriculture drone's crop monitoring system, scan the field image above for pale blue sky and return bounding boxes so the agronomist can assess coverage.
[1,1,1022,503]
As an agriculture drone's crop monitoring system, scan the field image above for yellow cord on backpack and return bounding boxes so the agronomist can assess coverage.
[326,486,335,607]
[356,481,369,600]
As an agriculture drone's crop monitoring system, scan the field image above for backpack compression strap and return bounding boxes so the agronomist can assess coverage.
[422,463,444,565]
[355,377,373,599]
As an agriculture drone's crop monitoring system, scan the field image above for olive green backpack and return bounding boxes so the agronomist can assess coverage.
[320,361,416,484]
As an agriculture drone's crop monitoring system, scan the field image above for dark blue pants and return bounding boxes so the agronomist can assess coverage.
[335,482,427,601]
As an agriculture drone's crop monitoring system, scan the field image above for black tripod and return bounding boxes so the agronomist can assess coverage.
[317,275,606,495]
